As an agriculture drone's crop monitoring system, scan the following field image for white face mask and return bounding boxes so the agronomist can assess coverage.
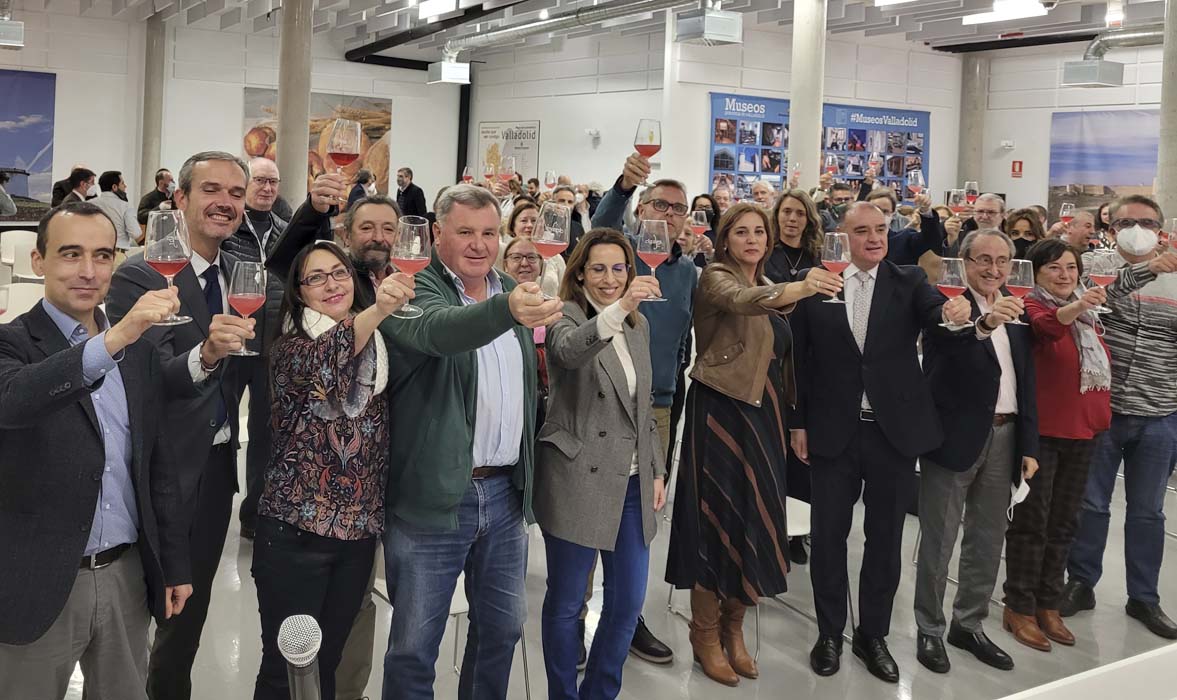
[167,181,177,196]
[86,183,99,197]
[1008,477,1031,521]
[574,193,585,205]
[1117,224,1158,256]
[883,214,894,227]
[365,183,377,196]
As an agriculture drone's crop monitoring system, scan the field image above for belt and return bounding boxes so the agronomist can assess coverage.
[993,413,1016,427]
[860,409,877,422]
[472,466,514,480]
[80,543,131,570]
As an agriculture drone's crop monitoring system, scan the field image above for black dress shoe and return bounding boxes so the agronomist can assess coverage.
[916,633,950,673]
[809,635,843,676]
[629,616,674,664]
[789,536,809,565]
[1059,579,1096,618]
[947,623,1014,671]
[577,619,587,671]
[1126,599,1177,639]
[852,630,899,683]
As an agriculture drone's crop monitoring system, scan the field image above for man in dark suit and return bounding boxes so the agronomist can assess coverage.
[0,202,193,698]
[107,151,254,700]
[51,162,90,206]
[59,168,97,206]
[914,228,1040,674]
[790,201,971,683]
[395,166,428,218]
[138,169,175,225]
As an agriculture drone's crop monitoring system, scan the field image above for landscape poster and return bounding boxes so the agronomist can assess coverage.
[0,69,56,222]
[1048,109,1158,222]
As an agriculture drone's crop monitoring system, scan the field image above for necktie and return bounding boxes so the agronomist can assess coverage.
[201,265,228,427]
[853,270,874,410]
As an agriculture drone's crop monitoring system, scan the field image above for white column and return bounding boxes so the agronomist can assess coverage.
[276,0,314,205]
[787,0,827,191]
[139,13,165,196]
[957,55,988,189]
[1155,0,1177,218]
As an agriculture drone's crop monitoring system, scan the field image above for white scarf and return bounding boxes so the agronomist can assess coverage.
[290,309,388,396]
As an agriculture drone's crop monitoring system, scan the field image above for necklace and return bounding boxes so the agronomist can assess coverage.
[779,246,803,276]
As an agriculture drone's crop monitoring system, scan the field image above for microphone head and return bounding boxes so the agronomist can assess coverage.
[277,615,322,668]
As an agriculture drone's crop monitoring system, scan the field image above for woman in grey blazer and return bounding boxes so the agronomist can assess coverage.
[535,228,667,700]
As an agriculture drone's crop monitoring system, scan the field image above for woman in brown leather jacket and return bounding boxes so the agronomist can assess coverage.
[665,202,842,687]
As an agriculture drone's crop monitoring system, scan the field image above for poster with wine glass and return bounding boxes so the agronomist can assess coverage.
[477,121,541,183]
[242,88,392,195]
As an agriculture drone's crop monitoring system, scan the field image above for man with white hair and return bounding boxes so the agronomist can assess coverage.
[961,194,1006,238]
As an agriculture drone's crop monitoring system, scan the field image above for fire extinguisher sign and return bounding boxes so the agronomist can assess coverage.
[1011,160,1023,178]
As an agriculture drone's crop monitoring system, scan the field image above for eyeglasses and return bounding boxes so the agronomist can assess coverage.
[300,268,352,287]
[1112,218,1162,232]
[647,199,689,216]
[974,209,1002,217]
[585,263,630,277]
[506,253,541,265]
[965,255,1011,269]
[252,177,281,188]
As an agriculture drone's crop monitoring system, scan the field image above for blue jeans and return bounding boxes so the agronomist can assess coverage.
[542,476,649,700]
[1068,412,1177,603]
[381,476,528,700]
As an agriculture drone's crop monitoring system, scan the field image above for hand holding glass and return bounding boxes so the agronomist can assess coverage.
[636,220,669,302]
[326,119,361,170]
[1004,259,1033,325]
[389,215,431,319]
[937,257,971,330]
[690,210,709,237]
[820,232,850,304]
[964,181,979,205]
[227,261,265,356]
[1083,251,1117,314]
[144,210,193,326]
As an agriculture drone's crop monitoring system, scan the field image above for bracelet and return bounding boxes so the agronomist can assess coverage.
[199,342,220,372]
[977,316,996,333]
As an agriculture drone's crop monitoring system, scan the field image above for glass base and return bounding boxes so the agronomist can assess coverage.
[1091,305,1113,314]
[940,321,972,331]
[228,348,259,356]
[641,296,668,303]
[153,314,192,326]
[1006,320,1029,325]
[822,298,846,304]
[392,304,424,319]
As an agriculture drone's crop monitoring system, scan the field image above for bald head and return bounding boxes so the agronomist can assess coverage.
[246,157,280,211]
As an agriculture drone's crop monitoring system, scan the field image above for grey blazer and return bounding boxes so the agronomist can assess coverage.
[534,301,665,551]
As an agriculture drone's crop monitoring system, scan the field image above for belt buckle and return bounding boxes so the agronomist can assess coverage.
[860,409,876,422]
[92,556,114,570]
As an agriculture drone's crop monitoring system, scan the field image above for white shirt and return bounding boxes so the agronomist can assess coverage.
[844,263,878,410]
[94,191,139,250]
[971,288,1019,415]
[186,251,232,445]
[591,298,640,476]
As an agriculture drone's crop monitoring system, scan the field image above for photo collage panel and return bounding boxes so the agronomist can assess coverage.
[821,126,925,198]
[712,117,789,200]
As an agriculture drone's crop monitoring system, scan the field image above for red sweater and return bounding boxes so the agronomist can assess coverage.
[1026,297,1111,440]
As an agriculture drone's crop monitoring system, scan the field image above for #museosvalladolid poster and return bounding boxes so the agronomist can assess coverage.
[1049,110,1158,221]
[243,89,392,194]
[478,121,540,181]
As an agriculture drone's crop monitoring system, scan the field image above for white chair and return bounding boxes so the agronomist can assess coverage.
[3,230,41,283]
[0,283,46,323]
[448,572,532,700]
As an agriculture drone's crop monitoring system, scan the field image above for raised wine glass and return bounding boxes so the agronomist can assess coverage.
[634,119,661,187]
[326,118,361,172]
[937,257,971,330]
[227,261,265,356]
[1059,202,1076,226]
[636,219,669,303]
[908,170,926,197]
[1005,259,1034,325]
[867,151,883,173]
[1084,249,1118,314]
[535,202,571,299]
[820,231,850,305]
[948,189,967,214]
[1166,218,1177,249]
[690,210,709,238]
[964,180,979,205]
[824,154,839,176]
[144,209,193,326]
[544,170,558,190]
[461,166,474,184]
[389,215,431,320]
[483,162,496,184]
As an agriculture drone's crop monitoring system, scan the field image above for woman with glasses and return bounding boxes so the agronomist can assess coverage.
[535,228,665,700]
[666,203,842,687]
[502,236,551,426]
[251,241,414,700]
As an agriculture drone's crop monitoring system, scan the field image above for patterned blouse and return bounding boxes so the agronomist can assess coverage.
[260,317,388,540]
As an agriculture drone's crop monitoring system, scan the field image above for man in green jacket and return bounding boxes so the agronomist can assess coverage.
[378,184,563,699]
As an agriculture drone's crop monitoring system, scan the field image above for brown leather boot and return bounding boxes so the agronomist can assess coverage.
[690,587,740,687]
[1036,609,1076,646]
[1002,607,1052,652]
[720,599,758,679]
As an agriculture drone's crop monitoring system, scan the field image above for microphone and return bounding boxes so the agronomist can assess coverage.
[278,614,322,700]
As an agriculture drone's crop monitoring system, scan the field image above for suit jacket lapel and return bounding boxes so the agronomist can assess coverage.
[598,331,638,430]
[26,303,102,438]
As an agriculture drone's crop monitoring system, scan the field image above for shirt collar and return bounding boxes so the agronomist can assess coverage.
[440,260,503,297]
[190,250,222,278]
[41,298,110,345]
[968,285,998,312]
[845,263,879,280]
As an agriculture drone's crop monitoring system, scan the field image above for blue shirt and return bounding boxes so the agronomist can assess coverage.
[442,266,524,468]
[41,299,138,555]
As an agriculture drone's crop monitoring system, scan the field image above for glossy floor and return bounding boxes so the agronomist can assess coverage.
[67,457,1177,700]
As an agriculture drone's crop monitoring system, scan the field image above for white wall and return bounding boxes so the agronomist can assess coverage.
[981,41,1165,209]
[1,4,145,201]
[469,26,962,201]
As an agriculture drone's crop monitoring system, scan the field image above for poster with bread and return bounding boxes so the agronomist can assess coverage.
[243,88,392,194]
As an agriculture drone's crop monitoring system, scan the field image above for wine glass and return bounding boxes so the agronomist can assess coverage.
[824,154,839,176]
[461,166,474,184]
[636,219,669,303]
[535,203,571,298]
[820,231,850,304]
[496,156,517,208]
[948,189,966,214]
[634,119,661,187]
[326,119,361,172]
[690,210,710,238]
[964,180,979,205]
[1005,259,1034,325]
[1165,218,1177,249]
[483,162,496,183]
[227,261,265,356]
[1059,202,1075,226]
[1084,250,1118,314]
[144,210,193,326]
[867,151,883,173]
[908,170,926,197]
[544,170,558,190]
[937,257,971,330]
[389,215,432,319]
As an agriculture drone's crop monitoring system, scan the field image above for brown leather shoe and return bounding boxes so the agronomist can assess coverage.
[1003,607,1052,652]
[720,599,759,679]
[690,588,740,686]
[1036,609,1075,646]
